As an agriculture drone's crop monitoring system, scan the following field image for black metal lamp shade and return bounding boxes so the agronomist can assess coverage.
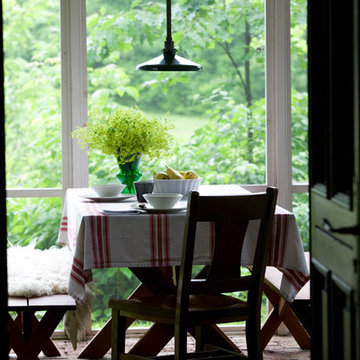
[136,0,202,72]
[136,52,202,71]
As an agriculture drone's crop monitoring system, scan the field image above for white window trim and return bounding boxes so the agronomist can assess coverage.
[265,0,293,210]
[6,0,89,200]
[60,0,89,190]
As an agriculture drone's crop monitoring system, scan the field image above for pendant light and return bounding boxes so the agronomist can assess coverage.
[136,0,202,71]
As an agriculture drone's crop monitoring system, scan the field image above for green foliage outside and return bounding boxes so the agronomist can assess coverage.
[4,0,308,327]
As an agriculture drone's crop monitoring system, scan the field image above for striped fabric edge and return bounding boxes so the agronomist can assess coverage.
[149,214,170,267]
[282,268,310,292]
[70,256,87,289]
[84,201,112,268]
[268,214,289,267]
[59,216,68,232]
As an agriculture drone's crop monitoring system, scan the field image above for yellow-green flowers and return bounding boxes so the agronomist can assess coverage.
[72,107,174,164]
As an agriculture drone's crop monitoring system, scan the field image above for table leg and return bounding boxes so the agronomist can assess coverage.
[78,317,112,359]
[261,281,310,349]
[78,272,158,359]
[130,267,177,295]
[128,323,174,356]
[193,325,241,353]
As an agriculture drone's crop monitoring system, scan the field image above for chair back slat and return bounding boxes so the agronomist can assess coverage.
[195,193,272,222]
[176,187,278,318]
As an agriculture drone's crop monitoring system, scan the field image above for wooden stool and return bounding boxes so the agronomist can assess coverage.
[261,253,310,349]
[8,294,76,360]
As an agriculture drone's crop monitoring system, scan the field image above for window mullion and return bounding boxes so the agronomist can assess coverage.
[61,0,88,192]
[265,0,292,210]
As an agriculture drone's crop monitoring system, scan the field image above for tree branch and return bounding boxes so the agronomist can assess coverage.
[215,39,247,93]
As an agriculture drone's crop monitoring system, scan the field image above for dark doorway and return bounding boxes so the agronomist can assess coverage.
[309,0,360,358]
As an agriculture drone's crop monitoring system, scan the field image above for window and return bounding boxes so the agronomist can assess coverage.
[5,0,63,248]
[5,0,308,327]
[86,0,266,186]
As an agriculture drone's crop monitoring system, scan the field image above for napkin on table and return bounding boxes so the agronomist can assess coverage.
[100,203,141,215]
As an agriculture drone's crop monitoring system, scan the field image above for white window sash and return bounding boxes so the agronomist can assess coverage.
[6,0,89,200]
[61,0,89,190]
[265,0,293,210]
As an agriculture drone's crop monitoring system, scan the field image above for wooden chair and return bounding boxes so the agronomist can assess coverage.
[109,187,278,360]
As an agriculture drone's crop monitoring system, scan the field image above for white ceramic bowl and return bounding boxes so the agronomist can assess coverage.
[91,184,125,197]
[153,178,202,196]
[143,193,183,209]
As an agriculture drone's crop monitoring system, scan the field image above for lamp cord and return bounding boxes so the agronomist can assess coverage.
[166,0,172,41]
[163,0,176,59]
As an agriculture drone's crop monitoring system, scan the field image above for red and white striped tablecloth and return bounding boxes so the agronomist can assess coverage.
[58,186,309,304]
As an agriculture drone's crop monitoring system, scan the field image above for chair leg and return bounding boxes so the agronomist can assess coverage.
[246,318,263,360]
[175,323,188,360]
[195,325,205,352]
[111,308,126,360]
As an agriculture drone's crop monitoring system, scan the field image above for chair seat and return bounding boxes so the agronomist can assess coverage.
[110,293,250,325]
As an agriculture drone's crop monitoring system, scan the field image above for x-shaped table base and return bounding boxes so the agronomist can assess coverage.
[79,267,241,358]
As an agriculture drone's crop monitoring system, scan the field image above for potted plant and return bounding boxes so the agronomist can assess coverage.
[73,106,174,193]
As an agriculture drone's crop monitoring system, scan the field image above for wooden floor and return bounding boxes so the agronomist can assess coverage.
[9,333,310,359]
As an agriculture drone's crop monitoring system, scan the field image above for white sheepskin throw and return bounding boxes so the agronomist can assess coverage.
[7,245,93,350]
[7,245,73,297]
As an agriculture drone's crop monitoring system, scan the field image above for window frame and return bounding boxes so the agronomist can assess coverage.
[6,0,88,200]
[265,0,309,208]
[6,0,307,210]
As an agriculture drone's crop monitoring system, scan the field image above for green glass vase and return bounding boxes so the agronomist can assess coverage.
[116,153,142,194]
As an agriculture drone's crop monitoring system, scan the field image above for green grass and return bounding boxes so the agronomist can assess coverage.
[169,114,207,142]
[149,113,207,142]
